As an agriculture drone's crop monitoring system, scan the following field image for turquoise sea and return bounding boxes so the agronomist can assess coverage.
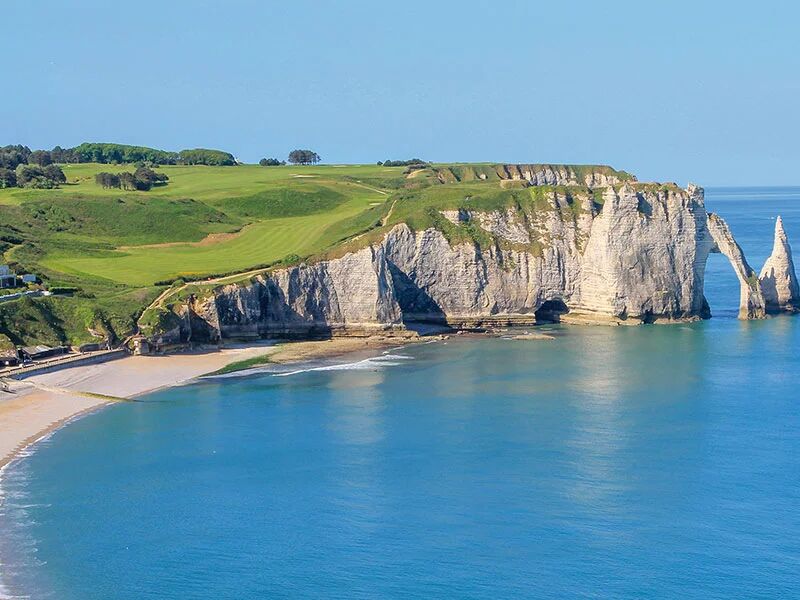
[1,187,799,599]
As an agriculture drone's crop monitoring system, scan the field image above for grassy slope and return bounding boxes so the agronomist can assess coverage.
[0,162,635,345]
[0,163,404,344]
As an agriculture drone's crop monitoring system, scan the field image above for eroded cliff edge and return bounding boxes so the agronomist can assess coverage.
[141,177,786,347]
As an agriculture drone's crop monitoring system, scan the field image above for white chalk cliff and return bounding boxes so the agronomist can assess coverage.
[759,216,800,312]
[146,181,788,345]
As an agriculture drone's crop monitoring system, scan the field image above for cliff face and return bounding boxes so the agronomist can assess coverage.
[155,183,780,344]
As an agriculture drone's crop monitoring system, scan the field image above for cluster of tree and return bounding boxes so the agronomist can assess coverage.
[287,150,321,165]
[74,143,237,166]
[72,143,178,164]
[15,164,67,188]
[0,145,79,167]
[1,143,238,167]
[258,158,285,166]
[0,145,33,170]
[177,148,236,166]
[377,158,429,167]
[0,147,67,188]
[95,166,169,191]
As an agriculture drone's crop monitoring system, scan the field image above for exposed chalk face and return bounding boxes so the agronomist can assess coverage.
[151,184,781,344]
[759,216,800,312]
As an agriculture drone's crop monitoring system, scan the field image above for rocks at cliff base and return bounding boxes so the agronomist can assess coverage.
[759,216,800,312]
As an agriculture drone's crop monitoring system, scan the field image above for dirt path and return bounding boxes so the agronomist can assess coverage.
[380,197,398,226]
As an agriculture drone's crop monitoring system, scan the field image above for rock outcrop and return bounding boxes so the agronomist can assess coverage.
[426,164,634,187]
[706,213,766,319]
[495,164,631,187]
[148,182,784,346]
[759,216,800,312]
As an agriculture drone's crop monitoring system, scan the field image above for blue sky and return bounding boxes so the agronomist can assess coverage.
[3,0,798,185]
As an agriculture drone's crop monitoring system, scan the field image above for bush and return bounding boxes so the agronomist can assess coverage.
[48,286,79,295]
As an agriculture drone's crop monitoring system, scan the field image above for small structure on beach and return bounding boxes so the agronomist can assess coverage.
[76,340,111,353]
[130,336,151,355]
[20,345,68,361]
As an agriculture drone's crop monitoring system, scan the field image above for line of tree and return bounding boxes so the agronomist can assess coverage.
[287,150,321,165]
[1,143,238,167]
[95,166,169,191]
[259,157,285,166]
[378,158,429,167]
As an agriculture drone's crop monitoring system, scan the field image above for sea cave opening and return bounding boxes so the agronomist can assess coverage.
[535,299,569,323]
[704,252,744,319]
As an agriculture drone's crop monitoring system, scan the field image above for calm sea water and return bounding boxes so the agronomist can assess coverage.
[1,187,800,599]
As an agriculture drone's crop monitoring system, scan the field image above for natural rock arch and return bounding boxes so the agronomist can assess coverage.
[705,213,766,319]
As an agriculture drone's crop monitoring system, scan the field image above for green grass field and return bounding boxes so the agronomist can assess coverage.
[0,162,415,345]
[2,164,401,283]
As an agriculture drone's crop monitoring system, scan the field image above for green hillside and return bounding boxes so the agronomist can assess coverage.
[0,161,634,346]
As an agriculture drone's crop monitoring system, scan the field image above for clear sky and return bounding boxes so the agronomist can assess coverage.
[3,0,798,185]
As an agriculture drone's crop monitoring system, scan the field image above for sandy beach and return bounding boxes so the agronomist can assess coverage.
[0,336,422,471]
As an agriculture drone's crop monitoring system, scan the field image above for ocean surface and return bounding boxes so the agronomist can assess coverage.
[2,187,800,599]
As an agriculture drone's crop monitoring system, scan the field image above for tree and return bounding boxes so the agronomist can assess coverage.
[28,150,53,166]
[72,143,179,165]
[259,158,284,166]
[287,149,320,165]
[15,164,59,188]
[177,148,236,166]
[95,172,120,189]
[382,158,429,167]
[94,167,168,191]
[43,164,66,184]
[118,172,137,191]
[0,145,31,169]
[133,166,169,190]
[0,168,16,188]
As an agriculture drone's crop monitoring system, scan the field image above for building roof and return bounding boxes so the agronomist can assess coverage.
[21,345,54,355]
